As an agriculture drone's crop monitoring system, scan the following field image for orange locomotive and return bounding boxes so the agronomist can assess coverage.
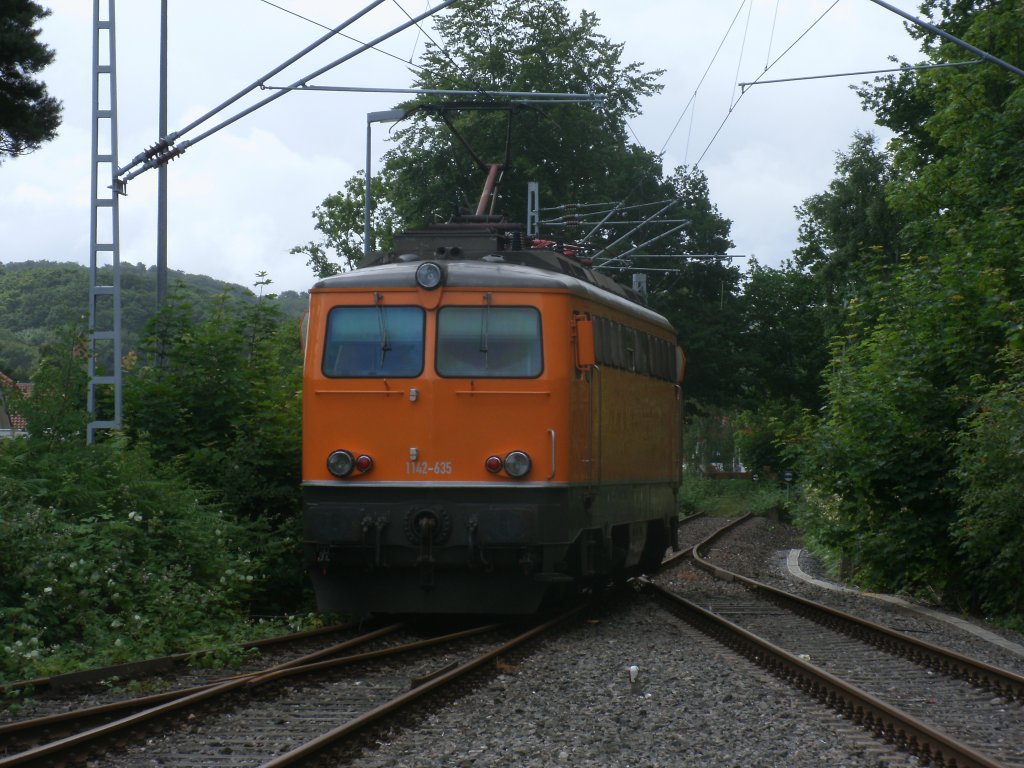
[302,224,684,614]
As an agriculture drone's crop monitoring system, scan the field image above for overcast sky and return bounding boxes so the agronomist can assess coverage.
[1,0,924,294]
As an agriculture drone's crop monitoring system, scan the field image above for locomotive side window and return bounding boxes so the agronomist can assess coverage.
[436,307,542,378]
[322,306,424,377]
[592,313,677,381]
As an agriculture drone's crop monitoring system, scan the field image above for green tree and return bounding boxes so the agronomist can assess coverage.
[793,131,903,337]
[0,261,307,381]
[0,1,61,162]
[125,279,306,612]
[650,258,743,413]
[952,349,1024,624]
[126,280,302,522]
[661,165,733,255]
[386,0,664,225]
[792,2,1024,615]
[738,260,828,409]
[291,173,401,278]
[0,332,269,680]
[633,167,739,415]
[296,0,668,277]
[2,325,88,441]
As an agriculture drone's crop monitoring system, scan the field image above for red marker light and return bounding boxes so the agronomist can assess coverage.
[485,455,503,474]
[355,454,374,474]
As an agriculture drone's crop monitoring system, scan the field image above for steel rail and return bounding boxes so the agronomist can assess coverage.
[0,623,511,766]
[0,626,507,765]
[2,621,357,695]
[660,512,749,569]
[259,601,595,767]
[0,623,405,743]
[689,518,1024,703]
[646,582,1007,768]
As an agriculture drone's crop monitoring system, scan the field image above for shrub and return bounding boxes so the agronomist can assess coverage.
[951,351,1024,626]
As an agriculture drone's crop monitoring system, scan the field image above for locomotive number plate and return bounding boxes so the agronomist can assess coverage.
[405,461,454,476]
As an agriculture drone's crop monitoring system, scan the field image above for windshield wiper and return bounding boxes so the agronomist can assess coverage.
[480,293,491,370]
[375,292,391,367]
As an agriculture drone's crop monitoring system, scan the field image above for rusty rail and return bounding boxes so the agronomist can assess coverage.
[689,518,1024,704]
[259,601,594,767]
[646,581,1008,768]
[0,622,512,767]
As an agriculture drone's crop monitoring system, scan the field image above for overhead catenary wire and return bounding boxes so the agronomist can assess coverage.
[589,199,680,267]
[658,0,749,157]
[406,0,431,63]
[603,1,842,271]
[597,1,753,263]
[866,0,1024,79]
[738,59,984,92]
[119,0,385,178]
[262,85,601,101]
[731,0,756,109]
[118,0,458,185]
[693,0,841,168]
[764,0,782,71]
[598,222,693,266]
[693,0,1024,169]
[391,0,446,63]
[256,0,431,71]
[546,219,692,227]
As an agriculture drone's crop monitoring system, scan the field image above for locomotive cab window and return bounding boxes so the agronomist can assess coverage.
[322,306,424,377]
[436,306,542,378]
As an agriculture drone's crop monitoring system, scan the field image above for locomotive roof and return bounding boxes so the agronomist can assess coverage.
[313,256,675,333]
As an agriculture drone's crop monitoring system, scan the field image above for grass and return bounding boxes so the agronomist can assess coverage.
[679,473,790,518]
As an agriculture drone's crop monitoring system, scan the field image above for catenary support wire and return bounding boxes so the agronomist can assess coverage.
[119,0,458,185]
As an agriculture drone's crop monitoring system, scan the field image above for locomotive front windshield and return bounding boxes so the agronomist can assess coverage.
[436,306,542,377]
[323,306,424,377]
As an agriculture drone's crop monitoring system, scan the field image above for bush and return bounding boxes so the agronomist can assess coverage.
[0,434,269,681]
[0,315,304,683]
[951,351,1024,626]
[124,281,307,614]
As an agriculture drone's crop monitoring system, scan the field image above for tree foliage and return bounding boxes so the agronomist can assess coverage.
[0,335,272,681]
[291,173,401,278]
[124,279,304,566]
[650,258,743,412]
[385,0,665,227]
[0,261,307,380]
[0,0,61,162]
[296,0,670,277]
[952,350,1024,622]
[0,275,316,681]
[794,132,903,337]
[788,2,1024,620]
[739,260,828,410]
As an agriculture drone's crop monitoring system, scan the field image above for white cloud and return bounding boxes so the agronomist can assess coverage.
[3,1,925,291]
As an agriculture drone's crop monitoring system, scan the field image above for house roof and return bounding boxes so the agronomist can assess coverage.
[0,373,30,432]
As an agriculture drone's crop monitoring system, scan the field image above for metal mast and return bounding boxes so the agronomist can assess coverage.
[87,0,122,443]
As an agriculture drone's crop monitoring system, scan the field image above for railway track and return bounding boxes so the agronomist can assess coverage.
[653,514,1024,768]
[1,622,357,698]
[4,513,1020,766]
[0,606,591,767]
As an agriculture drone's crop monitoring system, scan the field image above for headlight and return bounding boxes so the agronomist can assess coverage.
[415,261,444,289]
[327,449,355,477]
[504,450,531,478]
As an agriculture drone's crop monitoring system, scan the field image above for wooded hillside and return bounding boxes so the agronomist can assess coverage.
[0,260,307,379]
